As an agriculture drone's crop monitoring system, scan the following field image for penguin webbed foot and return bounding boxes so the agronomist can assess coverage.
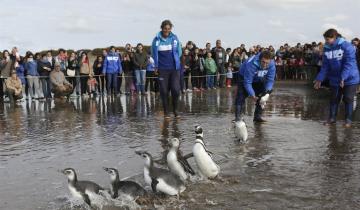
[81,193,92,207]
[151,178,158,193]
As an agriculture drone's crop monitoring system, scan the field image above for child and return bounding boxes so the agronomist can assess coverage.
[226,63,233,88]
[87,74,98,97]
[204,52,217,89]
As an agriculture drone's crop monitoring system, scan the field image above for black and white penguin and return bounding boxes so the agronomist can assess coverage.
[135,151,186,196]
[103,167,147,199]
[192,125,220,178]
[61,168,104,207]
[167,138,195,181]
[233,118,248,142]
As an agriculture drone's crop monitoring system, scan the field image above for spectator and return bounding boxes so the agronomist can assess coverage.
[213,40,226,88]
[181,48,192,92]
[133,43,148,95]
[191,48,202,91]
[67,52,80,97]
[87,74,97,96]
[0,50,13,100]
[204,52,217,89]
[145,54,158,94]
[151,19,182,118]
[79,52,91,97]
[14,60,26,99]
[93,55,105,95]
[25,53,44,100]
[38,54,53,99]
[50,62,73,98]
[54,49,68,73]
[103,46,122,96]
[226,62,233,88]
[5,71,23,103]
[122,53,135,95]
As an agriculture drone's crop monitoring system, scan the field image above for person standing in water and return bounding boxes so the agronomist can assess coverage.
[234,50,276,123]
[151,20,182,118]
[314,28,359,128]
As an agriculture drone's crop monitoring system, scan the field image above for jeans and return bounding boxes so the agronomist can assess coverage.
[235,76,266,121]
[106,73,118,95]
[329,85,358,123]
[26,75,43,98]
[40,77,52,98]
[207,74,215,89]
[135,69,146,93]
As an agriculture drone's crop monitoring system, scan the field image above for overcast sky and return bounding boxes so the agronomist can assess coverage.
[0,0,359,53]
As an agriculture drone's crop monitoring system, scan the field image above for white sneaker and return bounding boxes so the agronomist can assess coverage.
[186,89,192,92]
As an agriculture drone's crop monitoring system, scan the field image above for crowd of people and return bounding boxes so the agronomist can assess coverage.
[1,34,360,105]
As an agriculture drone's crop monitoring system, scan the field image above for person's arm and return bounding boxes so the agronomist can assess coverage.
[243,63,256,97]
[5,79,15,90]
[151,38,158,69]
[102,56,107,74]
[264,61,276,92]
[341,42,357,82]
[315,54,329,82]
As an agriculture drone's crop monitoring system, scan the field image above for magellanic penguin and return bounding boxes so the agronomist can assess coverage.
[192,125,220,178]
[259,93,270,109]
[103,167,147,199]
[61,168,104,207]
[135,151,186,196]
[233,119,248,142]
[167,138,195,181]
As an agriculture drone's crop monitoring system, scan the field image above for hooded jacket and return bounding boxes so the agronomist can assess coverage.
[239,53,276,96]
[151,32,182,70]
[315,37,359,86]
[102,52,122,74]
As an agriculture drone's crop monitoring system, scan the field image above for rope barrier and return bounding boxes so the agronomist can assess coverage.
[0,71,240,80]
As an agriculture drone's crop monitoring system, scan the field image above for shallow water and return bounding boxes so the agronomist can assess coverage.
[0,83,360,210]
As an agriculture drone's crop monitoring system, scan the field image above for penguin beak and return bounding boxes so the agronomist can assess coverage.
[103,167,110,173]
[135,151,143,156]
[59,169,66,175]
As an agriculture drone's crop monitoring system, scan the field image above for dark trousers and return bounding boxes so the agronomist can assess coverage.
[191,70,200,89]
[145,71,158,92]
[158,69,181,114]
[183,70,190,90]
[106,73,118,95]
[0,78,4,99]
[329,85,358,123]
[41,78,52,98]
[235,76,266,121]
[80,74,89,94]
[217,64,225,88]
[96,75,105,94]
[117,73,123,93]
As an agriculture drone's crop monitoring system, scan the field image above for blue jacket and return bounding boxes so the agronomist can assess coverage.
[102,52,122,74]
[25,61,39,76]
[316,37,359,86]
[151,32,182,70]
[239,53,276,96]
[16,64,26,85]
[146,57,155,72]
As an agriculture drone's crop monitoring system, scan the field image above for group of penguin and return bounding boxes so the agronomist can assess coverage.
[61,125,221,207]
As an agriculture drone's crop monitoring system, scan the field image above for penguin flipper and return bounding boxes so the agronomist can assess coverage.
[81,192,91,207]
[179,157,195,175]
[183,153,194,160]
[151,178,159,193]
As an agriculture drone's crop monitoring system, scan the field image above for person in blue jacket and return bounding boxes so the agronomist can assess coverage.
[235,50,276,123]
[102,46,122,96]
[151,20,182,118]
[314,29,360,128]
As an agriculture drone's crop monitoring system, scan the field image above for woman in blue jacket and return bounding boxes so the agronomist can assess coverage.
[314,29,360,127]
[151,20,182,118]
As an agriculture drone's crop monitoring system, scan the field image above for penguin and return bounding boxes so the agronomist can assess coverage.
[233,119,248,142]
[103,167,147,199]
[192,125,220,178]
[259,93,270,109]
[167,138,195,181]
[135,151,186,196]
[61,168,104,207]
